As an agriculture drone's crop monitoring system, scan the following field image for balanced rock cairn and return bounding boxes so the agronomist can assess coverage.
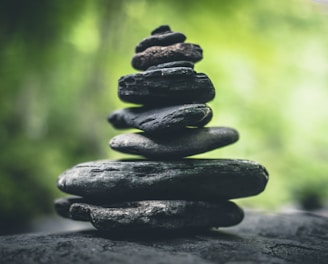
[55,25,269,233]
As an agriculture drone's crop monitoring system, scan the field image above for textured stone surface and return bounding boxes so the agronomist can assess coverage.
[54,199,244,231]
[147,60,194,70]
[109,127,239,158]
[1,211,328,264]
[108,104,212,134]
[135,32,186,53]
[57,159,268,201]
[118,67,215,105]
[132,43,203,70]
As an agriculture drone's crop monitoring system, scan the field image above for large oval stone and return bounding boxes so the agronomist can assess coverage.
[118,67,215,105]
[108,104,212,134]
[57,159,269,201]
[54,198,244,231]
[132,43,203,70]
[109,127,238,158]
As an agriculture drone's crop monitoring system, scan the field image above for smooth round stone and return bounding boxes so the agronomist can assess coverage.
[57,159,268,201]
[109,127,238,158]
[54,198,244,231]
[135,32,186,53]
[108,104,212,134]
[147,61,194,71]
[118,67,215,105]
[132,43,203,71]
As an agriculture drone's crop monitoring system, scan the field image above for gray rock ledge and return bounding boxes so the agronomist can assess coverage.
[57,159,268,201]
[1,211,327,264]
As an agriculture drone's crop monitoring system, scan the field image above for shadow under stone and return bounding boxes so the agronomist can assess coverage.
[79,227,242,242]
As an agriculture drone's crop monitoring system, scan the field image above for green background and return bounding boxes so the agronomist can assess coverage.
[1,0,328,234]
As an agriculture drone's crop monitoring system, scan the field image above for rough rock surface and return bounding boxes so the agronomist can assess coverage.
[109,127,239,158]
[1,211,328,264]
[132,43,203,70]
[57,159,268,201]
[108,104,212,134]
[54,199,244,231]
[118,67,215,105]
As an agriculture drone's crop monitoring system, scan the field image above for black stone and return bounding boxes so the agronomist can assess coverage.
[151,25,171,35]
[108,104,212,134]
[54,199,244,231]
[57,159,268,201]
[109,127,238,158]
[2,211,328,264]
[132,43,203,70]
[136,32,186,53]
[147,61,194,70]
[118,67,215,105]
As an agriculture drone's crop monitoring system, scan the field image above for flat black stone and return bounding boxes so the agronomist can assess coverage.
[57,159,268,201]
[109,127,238,158]
[147,61,194,70]
[136,32,186,53]
[54,199,244,231]
[2,211,328,264]
[118,67,215,105]
[108,104,212,134]
[132,43,203,70]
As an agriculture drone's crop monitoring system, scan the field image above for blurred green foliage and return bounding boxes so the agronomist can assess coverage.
[1,0,328,233]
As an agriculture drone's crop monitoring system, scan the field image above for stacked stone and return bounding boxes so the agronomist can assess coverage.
[54,25,269,232]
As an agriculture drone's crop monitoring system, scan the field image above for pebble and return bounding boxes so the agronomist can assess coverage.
[57,159,268,201]
[108,104,212,134]
[132,43,203,70]
[118,67,215,105]
[109,127,239,158]
[54,198,244,231]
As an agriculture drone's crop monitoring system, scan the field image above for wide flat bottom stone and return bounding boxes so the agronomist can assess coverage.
[1,211,327,264]
[54,199,244,231]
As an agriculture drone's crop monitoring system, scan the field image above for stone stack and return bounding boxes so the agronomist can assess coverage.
[54,25,269,232]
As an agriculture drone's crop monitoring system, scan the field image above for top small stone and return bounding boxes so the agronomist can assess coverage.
[132,25,202,70]
[151,25,171,35]
[135,25,186,53]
